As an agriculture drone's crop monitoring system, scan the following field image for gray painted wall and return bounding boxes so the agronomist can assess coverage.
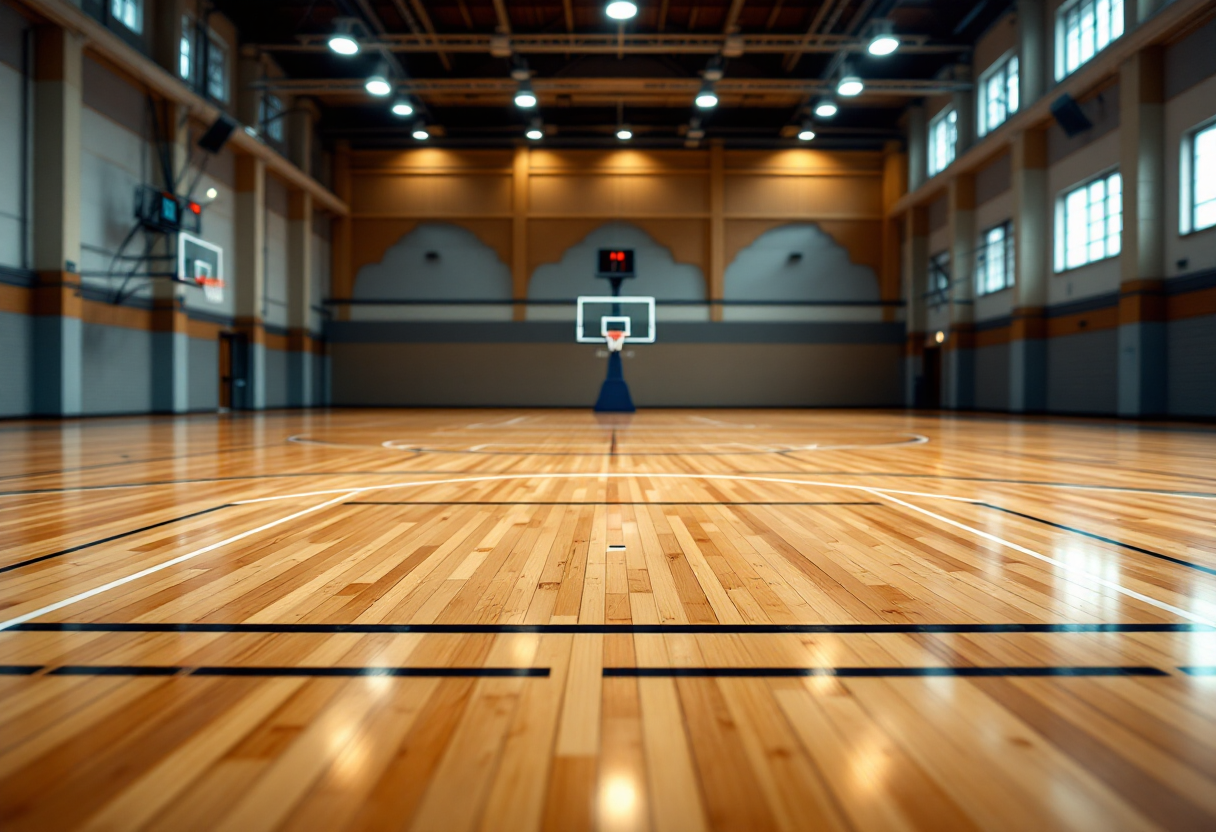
[1168,314,1216,417]
[1047,329,1118,413]
[265,347,290,408]
[724,224,879,301]
[81,323,153,414]
[0,310,31,417]
[529,222,705,301]
[974,342,1010,411]
[331,341,903,408]
[189,336,219,411]
[356,223,512,301]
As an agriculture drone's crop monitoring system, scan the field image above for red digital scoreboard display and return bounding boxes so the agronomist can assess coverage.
[597,249,635,276]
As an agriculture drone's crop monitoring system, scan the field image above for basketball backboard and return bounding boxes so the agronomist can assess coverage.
[576,296,656,344]
[179,231,224,303]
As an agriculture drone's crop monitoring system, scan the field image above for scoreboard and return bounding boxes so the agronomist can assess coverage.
[597,249,635,277]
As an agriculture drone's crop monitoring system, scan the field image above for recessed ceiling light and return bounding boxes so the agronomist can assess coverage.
[867,20,899,56]
[617,126,632,140]
[606,1,638,20]
[391,98,414,117]
[798,122,816,141]
[412,122,429,140]
[695,82,718,109]
[526,118,544,140]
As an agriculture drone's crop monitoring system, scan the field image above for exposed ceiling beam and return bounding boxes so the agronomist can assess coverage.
[265,32,959,55]
[455,0,474,30]
[784,0,841,70]
[253,75,971,98]
[491,0,512,34]
[765,0,786,30]
[563,0,575,33]
[400,0,452,70]
[723,0,748,33]
[658,0,670,32]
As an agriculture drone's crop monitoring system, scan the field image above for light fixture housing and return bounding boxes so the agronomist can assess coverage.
[526,117,543,140]
[205,186,218,199]
[616,125,632,140]
[695,82,718,109]
[867,19,899,56]
[365,61,392,97]
[391,98,414,117]
[836,65,864,97]
[514,79,537,109]
[412,122,430,140]
[327,20,360,56]
[813,98,839,118]
[606,1,638,20]
[797,120,816,141]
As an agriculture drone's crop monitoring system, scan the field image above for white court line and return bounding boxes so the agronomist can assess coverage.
[0,491,359,632]
[230,472,986,506]
[866,489,1216,627]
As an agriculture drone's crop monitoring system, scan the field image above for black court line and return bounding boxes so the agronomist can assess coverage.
[0,505,234,575]
[0,471,472,497]
[980,503,1216,578]
[604,666,1168,677]
[43,665,548,678]
[0,442,274,484]
[346,501,881,507]
[733,471,1216,499]
[0,666,42,675]
[12,622,1215,634]
[1179,667,1216,676]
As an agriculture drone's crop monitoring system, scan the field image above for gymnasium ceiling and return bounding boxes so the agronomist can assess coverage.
[215,0,1013,149]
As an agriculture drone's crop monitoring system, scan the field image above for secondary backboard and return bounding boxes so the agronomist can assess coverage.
[179,231,224,303]
[576,296,656,344]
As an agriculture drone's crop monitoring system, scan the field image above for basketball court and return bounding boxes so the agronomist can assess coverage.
[3,0,1216,829]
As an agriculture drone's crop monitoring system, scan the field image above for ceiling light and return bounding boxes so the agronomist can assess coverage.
[617,125,632,140]
[205,187,218,199]
[328,20,360,56]
[526,117,543,140]
[365,60,392,97]
[836,66,864,97]
[606,1,638,20]
[695,82,718,109]
[514,79,537,109]
[867,20,899,56]
[412,122,430,140]
[798,121,816,141]
[391,98,414,117]
[814,98,838,118]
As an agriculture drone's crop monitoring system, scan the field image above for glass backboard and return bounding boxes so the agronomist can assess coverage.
[576,296,656,344]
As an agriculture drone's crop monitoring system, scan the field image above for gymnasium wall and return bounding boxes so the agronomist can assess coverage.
[329,146,904,407]
[0,26,331,419]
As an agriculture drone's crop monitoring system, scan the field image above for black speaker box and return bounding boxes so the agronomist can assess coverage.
[1050,94,1094,137]
[198,114,239,154]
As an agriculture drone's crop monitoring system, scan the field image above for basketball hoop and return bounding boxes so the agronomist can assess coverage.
[605,330,626,352]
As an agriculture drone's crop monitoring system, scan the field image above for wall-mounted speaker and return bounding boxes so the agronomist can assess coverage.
[1050,94,1093,137]
[198,114,238,154]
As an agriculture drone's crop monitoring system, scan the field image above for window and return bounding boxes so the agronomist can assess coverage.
[179,15,193,81]
[928,108,957,177]
[1056,171,1121,271]
[1181,121,1216,234]
[928,251,951,305]
[110,0,142,33]
[976,222,1015,295]
[978,54,1019,136]
[261,94,285,142]
[1056,0,1124,79]
[206,36,228,102]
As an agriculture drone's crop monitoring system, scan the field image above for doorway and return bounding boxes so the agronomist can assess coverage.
[920,346,942,409]
[219,332,249,410]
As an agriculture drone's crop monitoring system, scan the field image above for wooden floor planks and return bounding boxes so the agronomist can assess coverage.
[1,408,1216,830]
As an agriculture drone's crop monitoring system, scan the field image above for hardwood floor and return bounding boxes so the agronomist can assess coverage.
[1,408,1215,831]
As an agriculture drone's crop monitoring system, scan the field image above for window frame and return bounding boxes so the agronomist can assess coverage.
[977,51,1019,137]
[928,107,958,177]
[1180,118,1216,235]
[927,250,952,306]
[1055,0,1125,81]
[261,94,286,142]
[1054,169,1122,273]
[975,221,1016,296]
[204,33,229,103]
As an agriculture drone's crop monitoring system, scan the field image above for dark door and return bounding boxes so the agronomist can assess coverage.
[921,346,942,409]
[220,332,250,410]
